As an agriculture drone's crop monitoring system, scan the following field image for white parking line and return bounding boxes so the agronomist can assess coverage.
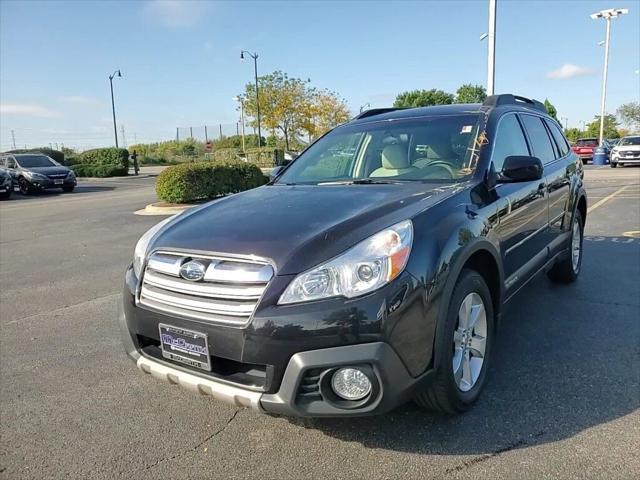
[587,185,631,214]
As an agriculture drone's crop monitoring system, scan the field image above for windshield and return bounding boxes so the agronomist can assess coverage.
[619,136,640,146]
[276,114,482,185]
[575,139,598,147]
[16,155,57,168]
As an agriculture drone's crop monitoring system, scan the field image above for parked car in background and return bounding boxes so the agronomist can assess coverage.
[606,138,620,147]
[0,168,12,199]
[0,153,76,194]
[610,135,640,168]
[571,138,599,163]
[119,94,587,417]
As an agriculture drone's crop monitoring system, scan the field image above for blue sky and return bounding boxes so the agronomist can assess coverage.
[1,0,639,151]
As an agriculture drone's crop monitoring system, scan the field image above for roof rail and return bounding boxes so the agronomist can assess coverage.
[483,94,547,114]
[354,107,405,120]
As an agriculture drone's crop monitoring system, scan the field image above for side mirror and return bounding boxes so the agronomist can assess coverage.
[269,165,285,182]
[498,155,543,183]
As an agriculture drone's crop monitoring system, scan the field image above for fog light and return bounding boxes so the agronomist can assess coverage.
[330,367,372,401]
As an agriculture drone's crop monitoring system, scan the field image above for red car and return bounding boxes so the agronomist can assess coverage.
[571,138,599,163]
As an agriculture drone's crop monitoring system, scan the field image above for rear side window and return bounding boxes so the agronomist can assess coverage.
[520,115,556,164]
[545,120,570,157]
[491,114,530,172]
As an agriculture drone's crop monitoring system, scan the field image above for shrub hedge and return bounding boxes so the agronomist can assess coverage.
[156,160,267,203]
[70,163,128,177]
[80,148,129,170]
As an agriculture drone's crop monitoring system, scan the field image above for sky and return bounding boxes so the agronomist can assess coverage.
[1,0,639,151]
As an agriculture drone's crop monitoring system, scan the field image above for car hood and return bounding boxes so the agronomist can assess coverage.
[614,145,640,152]
[24,166,70,176]
[151,183,463,275]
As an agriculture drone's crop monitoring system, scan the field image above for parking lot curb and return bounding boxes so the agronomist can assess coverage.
[134,202,196,216]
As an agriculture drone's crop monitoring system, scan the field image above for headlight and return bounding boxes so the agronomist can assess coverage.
[25,171,47,180]
[278,219,413,305]
[67,170,76,178]
[132,216,175,277]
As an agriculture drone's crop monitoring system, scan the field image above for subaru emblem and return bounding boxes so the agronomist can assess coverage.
[179,260,206,281]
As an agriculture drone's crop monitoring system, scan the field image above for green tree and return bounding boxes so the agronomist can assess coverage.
[455,84,487,104]
[564,127,582,144]
[242,71,312,150]
[616,101,640,131]
[585,114,620,139]
[544,99,558,121]
[299,89,351,141]
[393,89,454,108]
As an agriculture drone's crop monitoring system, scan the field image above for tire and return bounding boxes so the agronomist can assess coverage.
[62,186,75,193]
[18,177,33,195]
[547,210,584,284]
[0,190,10,200]
[610,162,617,168]
[414,269,495,414]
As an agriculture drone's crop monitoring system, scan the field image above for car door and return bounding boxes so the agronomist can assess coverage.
[491,113,549,295]
[5,156,18,181]
[543,119,576,257]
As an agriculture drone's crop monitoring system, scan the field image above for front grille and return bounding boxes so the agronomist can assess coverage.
[47,173,68,179]
[138,251,273,326]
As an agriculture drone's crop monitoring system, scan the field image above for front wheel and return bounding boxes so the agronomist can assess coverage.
[547,210,584,283]
[414,269,495,414]
[18,177,33,195]
[610,162,617,168]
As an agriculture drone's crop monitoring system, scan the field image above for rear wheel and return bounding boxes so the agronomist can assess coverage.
[414,269,495,414]
[547,210,584,283]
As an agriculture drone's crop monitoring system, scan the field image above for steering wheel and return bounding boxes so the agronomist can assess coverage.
[421,160,456,179]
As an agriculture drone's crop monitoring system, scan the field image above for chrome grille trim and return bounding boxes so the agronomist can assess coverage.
[138,251,273,326]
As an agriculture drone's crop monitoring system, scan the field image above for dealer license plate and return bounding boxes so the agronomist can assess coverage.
[158,324,211,371]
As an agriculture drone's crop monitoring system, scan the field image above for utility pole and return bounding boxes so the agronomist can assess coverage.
[176,127,180,142]
[486,0,497,95]
[190,127,193,139]
[204,126,208,143]
[11,130,16,149]
[121,124,127,148]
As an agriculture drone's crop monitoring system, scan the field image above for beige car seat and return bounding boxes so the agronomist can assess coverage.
[370,144,415,177]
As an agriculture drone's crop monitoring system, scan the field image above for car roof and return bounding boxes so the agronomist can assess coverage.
[348,103,484,125]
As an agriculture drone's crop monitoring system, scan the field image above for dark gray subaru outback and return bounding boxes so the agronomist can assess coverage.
[119,94,587,417]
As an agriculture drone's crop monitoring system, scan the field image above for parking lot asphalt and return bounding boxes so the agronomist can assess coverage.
[1,167,639,479]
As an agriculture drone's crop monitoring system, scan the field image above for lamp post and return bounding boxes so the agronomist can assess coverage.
[590,8,628,145]
[240,50,261,146]
[233,96,246,152]
[561,117,569,129]
[480,0,497,95]
[109,69,122,148]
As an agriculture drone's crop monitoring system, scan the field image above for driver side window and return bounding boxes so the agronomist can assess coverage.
[491,114,530,172]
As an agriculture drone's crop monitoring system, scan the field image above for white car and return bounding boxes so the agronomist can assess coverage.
[610,135,640,168]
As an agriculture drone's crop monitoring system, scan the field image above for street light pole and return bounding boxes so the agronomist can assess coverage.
[241,51,261,146]
[590,8,628,145]
[109,69,122,148]
[487,0,497,95]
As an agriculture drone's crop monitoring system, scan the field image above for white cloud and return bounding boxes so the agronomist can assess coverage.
[144,0,210,27]
[547,64,597,80]
[59,95,101,105]
[0,104,59,118]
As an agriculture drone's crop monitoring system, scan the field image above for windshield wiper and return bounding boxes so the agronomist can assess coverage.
[317,179,406,185]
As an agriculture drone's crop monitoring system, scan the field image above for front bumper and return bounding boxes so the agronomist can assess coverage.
[118,264,434,417]
[27,176,76,189]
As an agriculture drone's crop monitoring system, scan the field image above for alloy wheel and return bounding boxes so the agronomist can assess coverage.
[571,217,582,273]
[452,292,487,392]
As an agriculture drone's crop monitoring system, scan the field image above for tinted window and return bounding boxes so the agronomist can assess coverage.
[520,115,556,164]
[491,114,529,172]
[619,136,640,146]
[576,139,598,147]
[546,120,570,157]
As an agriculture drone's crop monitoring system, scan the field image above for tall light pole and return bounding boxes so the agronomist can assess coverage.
[561,117,569,129]
[590,8,628,145]
[233,96,246,152]
[109,69,122,148]
[240,51,261,146]
[486,0,497,95]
